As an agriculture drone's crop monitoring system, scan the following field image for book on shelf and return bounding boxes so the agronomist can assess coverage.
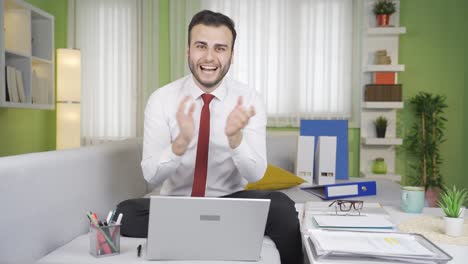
[6,66,19,103]
[15,69,26,103]
[32,70,49,105]
[373,72,396,84]
[364,84,402,102]
[5,67,9,102]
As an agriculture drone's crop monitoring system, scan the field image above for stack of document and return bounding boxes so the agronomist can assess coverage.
[304,201,395,231]
[312,215,395,230]
[307,229,452,264]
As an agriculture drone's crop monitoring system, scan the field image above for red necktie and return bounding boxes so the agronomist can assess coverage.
[191,93,215,197]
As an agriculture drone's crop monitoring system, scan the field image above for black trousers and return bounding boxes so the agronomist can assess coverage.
[223,190,304,264]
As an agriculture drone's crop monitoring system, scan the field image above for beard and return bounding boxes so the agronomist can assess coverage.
[188,55,232,90]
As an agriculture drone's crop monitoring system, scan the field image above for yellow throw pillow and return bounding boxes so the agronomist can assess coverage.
[245,164,305,190]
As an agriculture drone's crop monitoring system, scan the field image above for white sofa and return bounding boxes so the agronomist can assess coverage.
[0,132,304,264]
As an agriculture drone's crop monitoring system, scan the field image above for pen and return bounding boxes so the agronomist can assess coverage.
[137,244,142,257]
[115,213,123,225]
[111,213,123,240]
[109,210,116,224]
[106,210,113,225]
[86,212,118,252]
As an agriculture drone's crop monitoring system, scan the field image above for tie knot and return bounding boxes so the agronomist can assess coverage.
[201,93,215,105]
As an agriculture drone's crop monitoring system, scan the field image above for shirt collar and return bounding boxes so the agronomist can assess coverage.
[188,75,227,101]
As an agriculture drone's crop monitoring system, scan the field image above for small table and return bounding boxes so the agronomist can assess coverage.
[300,204,467,264]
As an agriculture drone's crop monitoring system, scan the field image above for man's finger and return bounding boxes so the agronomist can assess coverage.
[236,96,243,107]
[187,102,196,115]
[177,96,191,113]
[248,106,256,118]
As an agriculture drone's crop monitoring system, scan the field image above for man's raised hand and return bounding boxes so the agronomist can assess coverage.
[225,96,256,148]
[172,96,195,155]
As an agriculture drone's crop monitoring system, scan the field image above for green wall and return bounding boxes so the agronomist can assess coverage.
[398,0,468,190]
[0,0,68,156]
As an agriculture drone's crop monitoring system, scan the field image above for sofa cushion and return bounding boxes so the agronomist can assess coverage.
[245,164,305,191]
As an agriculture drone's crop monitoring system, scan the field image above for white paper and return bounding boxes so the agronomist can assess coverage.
[309,229,436,257]
[313,215,394,229]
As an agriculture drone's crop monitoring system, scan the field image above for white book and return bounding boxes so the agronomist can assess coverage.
[314,136,337,185]
[6,66,19,103]
[15,69,26,103]
[32,70,38,104]
[296,136,315,184]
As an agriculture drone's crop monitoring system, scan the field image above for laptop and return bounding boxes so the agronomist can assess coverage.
[145,196,270,261]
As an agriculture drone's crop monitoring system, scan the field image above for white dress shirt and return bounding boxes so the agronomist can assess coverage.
[141,75,267,197]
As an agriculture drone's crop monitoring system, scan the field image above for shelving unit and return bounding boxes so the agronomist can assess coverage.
[0,0,55,110]
[359,0,405,183]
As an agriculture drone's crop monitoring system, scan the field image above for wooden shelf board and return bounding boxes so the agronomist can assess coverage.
[362,102,404,109]
[365,65,405,72]
[361,137,403,145]
[32,56,52,65]
[360,171,401,182]
[5,49,30,58]
[367,27,406,35]
[0,102,54,110]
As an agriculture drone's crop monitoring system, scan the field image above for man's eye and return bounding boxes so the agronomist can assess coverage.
[197,45,206,49]
[216,47,226,52]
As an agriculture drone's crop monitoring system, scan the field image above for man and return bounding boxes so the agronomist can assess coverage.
[141,10,303,264]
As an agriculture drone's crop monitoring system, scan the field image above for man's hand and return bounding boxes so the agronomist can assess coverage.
[172,96,196,156]
[225,96,256,149]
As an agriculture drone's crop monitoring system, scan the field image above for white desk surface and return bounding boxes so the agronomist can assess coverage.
[38,234,280,264]
[301,205,468,264]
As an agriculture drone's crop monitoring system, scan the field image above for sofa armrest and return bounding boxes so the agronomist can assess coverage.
[0,138,147,263]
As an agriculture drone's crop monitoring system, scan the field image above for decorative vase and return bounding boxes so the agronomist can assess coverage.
[372,158,387,174]
[443,216,465,237]
[376,126,386,138]
[377,14,390,27]
[425,186,441,207]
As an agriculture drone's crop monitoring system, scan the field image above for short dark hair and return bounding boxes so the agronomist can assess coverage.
[188,10,237,50]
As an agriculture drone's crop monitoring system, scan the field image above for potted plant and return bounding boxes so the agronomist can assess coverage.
[404,92,448,207]
[437,185,467,237]
[373,0,396,27]
[373,116,388,138]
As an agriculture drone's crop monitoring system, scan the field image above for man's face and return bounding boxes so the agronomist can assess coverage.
[187,24,234,91]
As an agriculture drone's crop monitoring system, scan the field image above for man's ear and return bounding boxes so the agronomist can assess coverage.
[186,47,190,59]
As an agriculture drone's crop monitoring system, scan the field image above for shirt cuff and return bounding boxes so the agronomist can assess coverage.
[230,137,255,162]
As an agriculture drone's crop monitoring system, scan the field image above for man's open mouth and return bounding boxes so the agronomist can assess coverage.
[200,65,218,72]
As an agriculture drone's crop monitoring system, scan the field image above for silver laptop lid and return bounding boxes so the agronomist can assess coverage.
[146,196,270,261]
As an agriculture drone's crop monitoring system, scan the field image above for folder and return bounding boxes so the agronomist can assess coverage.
[295,136,315,183]
[313,136,337,185]
[299,120,348,180]
[301,181,376,200]
[306,229,452,264]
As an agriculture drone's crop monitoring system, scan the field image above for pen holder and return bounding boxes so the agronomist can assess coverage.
[89,224,121,257]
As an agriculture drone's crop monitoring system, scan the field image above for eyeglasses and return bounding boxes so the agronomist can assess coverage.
[328,200,364,216]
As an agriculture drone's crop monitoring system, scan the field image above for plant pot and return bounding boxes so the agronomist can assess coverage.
[425,186,441,207]
[376,126,386,138]
[377,14,390,27]
[372,158,387,174]
[443,216,465,237]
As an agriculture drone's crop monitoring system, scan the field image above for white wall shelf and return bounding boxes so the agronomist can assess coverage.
[360,0,404,182]
[363,102,404,109]
[360,172,402,182]
[0,0,55,110]
[365,65,405,72]
[361,137,403,146]
[367,27,406,35]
